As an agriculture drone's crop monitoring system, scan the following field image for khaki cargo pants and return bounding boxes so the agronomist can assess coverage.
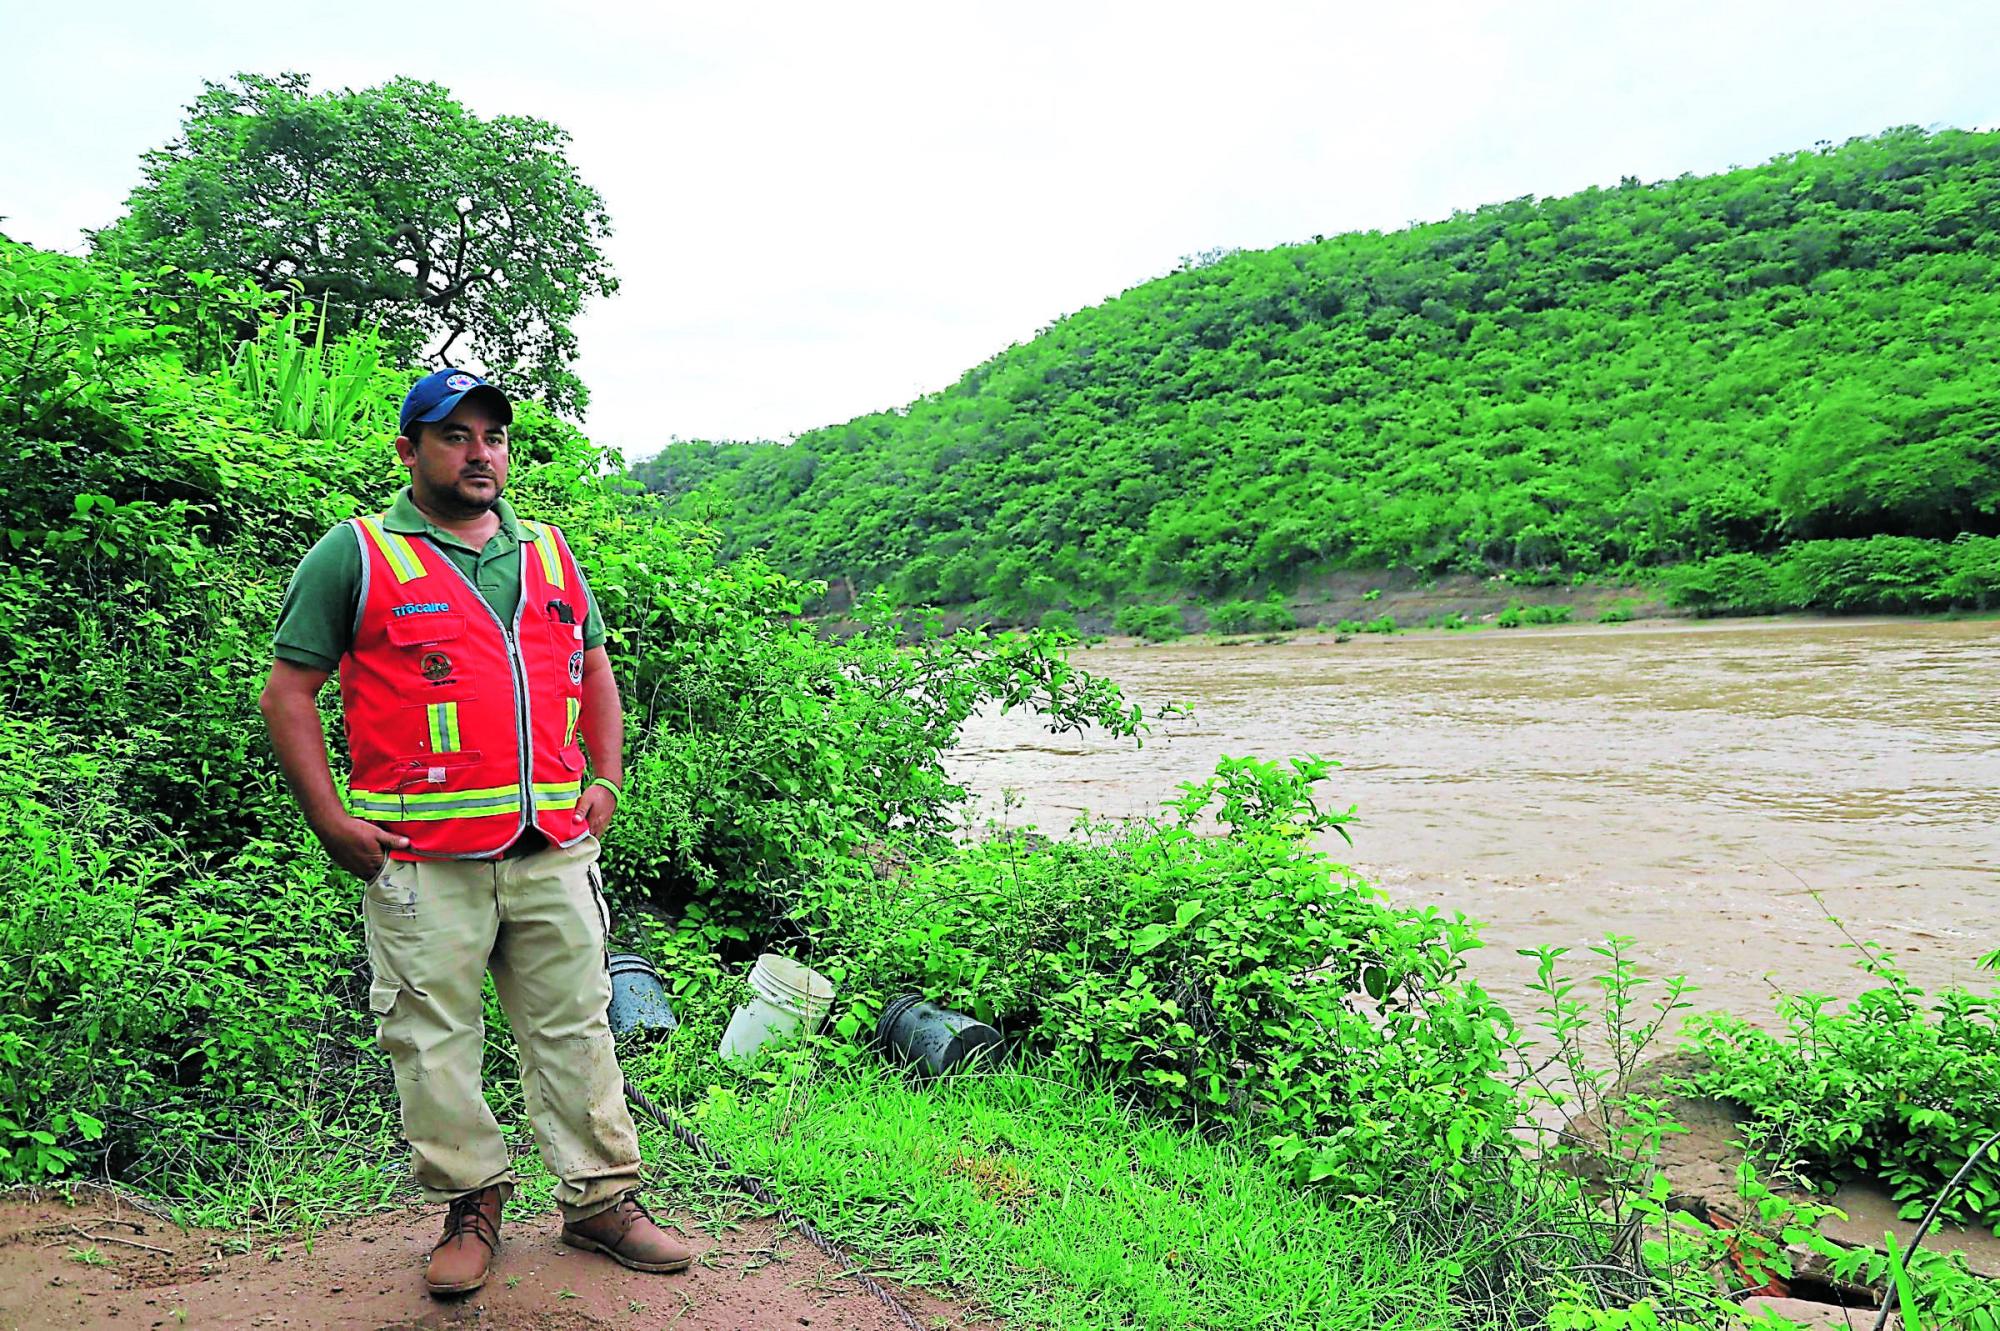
[362,834,642,1221]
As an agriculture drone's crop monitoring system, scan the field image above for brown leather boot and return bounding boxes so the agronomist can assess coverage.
[560,1192,692,1273]
[425,1185,504,1296]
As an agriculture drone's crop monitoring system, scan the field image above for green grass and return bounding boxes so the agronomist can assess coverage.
[150,1099,406,1233]
[629,1057,1506,1331]
[160,1030,1624,1331]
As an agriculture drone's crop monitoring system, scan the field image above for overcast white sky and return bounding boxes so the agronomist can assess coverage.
[4,2,1998,458]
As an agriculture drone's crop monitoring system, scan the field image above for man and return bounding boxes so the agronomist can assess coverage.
[258,368,690,1297]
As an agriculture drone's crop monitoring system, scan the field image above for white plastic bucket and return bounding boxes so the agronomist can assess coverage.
[717,954,836,1063]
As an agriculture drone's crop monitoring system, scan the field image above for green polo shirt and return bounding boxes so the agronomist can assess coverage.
[272,487,606,673]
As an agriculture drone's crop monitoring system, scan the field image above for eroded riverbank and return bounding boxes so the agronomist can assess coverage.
[951,616,2000,1030]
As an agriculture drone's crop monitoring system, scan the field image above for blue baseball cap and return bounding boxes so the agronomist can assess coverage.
[399,368,513,436]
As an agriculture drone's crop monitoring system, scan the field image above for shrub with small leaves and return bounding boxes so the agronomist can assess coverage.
[792,753,1518,1198]
[1112,604,1184,641]
[1680,947,2000,1232]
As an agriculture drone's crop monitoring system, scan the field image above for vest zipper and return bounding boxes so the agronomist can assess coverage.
[502,625,533,839]
[416,537,535,848]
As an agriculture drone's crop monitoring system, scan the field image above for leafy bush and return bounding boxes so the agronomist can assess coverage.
[1941,534,2000,608]
[1597,599,1639,624]
[0,717,377,1190]
[1666,536,2000,615]
[1496,602,1574,628]
[1206,593,1295,634]
[1816,1240,2000,1331]
[1037,607,1078,636]
[604,565,1139,913]
[1661,551,1802,616]
[1679,950,2000,1231]
[1787,537,1956,613]
[1360,613,1397,633]
[793,754,1518,1197]
[1113,603,1184,641]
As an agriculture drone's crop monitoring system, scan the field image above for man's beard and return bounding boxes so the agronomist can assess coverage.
[427,473,502,519]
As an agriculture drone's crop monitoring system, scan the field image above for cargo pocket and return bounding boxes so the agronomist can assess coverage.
[367,976,403,1054]
[367,974,420,1067]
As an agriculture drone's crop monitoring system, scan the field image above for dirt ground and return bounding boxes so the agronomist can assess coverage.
[0,1187,973,1331]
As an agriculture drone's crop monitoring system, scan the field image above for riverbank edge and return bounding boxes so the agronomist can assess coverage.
[815,570,1665,640]
[1082,609,2000,651]
[817,566,1999,647]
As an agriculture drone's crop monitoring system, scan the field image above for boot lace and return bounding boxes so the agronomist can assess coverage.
[616,1191,657,1226]
[441,1190,500,1252]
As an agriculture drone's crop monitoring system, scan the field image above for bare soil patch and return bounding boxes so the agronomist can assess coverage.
[0,1186,976,1331]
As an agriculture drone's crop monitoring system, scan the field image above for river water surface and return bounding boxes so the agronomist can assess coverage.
[950,618,1999,1027]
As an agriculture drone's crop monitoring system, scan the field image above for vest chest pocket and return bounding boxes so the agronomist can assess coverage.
[538,612,588,771]
[542,614,587,688]
[385,614,480,704]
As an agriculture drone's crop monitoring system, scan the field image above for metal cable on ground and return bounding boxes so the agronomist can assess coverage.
[624,1077,931,1331]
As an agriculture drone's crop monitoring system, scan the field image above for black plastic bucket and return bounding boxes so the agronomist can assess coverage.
[607,952,679,1037]
[877,994,1002,1076]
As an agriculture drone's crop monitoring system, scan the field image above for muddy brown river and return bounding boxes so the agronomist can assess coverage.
[950,618,1999,1031]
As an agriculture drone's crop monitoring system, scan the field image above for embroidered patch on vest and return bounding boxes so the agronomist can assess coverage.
[568,650,584,685]
[420,651,454,682]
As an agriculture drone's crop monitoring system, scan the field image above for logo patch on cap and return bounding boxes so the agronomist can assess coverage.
[445,373,478,391]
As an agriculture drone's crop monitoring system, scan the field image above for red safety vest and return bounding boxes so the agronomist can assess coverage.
[340,513,590,859]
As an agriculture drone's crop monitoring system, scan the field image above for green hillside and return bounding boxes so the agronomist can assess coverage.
[634,127,2000,618]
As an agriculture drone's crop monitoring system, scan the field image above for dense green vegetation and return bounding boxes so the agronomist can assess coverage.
[802,756,1521,1199]
[91,73,618,414]
[6,84,1999,1327]
[0,234,1138,1190]
[634,127,2000,619]
[0,234,1830,1328]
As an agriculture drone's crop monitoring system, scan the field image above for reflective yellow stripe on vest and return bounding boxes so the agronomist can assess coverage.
[532,780,582,812]
[426,702,461,753]
[523,521,566,589]
[563,697,581,748]
[350,782,524,822]
[350,780,579,819]
[357,515,426,584]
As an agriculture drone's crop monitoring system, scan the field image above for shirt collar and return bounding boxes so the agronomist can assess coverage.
[381,486,530,549]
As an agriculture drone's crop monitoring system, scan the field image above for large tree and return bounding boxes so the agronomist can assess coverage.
[92,73,617,415]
